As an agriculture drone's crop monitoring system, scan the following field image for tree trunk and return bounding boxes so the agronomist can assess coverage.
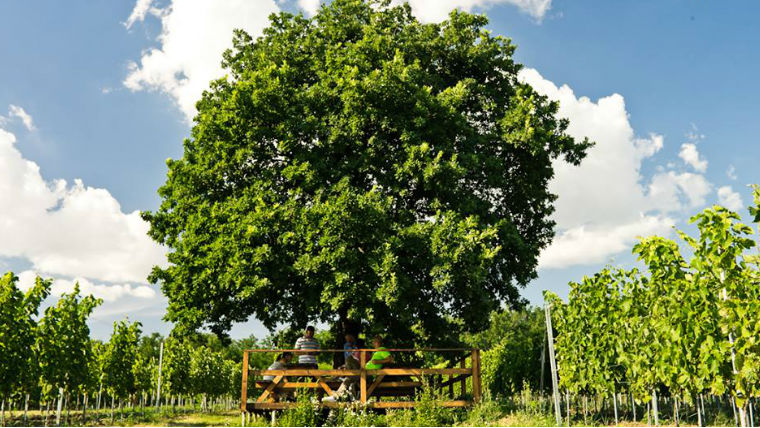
[110,396,115,424]
[1,397,6,427]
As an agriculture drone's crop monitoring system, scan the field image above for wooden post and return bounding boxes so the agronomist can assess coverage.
[544,302,562,426]
[460,359,466,398]
[360,351,367,404]
[240,351,249,413]
[471,349,482,402]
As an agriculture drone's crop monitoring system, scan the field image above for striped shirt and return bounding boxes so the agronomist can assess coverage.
[294,336,320,364]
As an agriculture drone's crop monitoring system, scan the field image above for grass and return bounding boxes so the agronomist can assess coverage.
[0,398,746,426]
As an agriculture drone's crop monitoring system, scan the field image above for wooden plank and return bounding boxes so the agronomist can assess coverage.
[254,382,342,389]
[240,351,249,411]
[366,368,470,376]
[439,374,469,389]
[244,348,475,353]
[366,375,385,397]
[247,400,471,411]
[317,378,334,396]
[257,368,471,377]
[258,369,361,376]
[376,382,421,388]
[256,376,283,403]
[471,350,481,402]
[370,400,470,409]
[360,351,367,404]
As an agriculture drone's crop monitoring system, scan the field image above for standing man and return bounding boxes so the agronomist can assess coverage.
[294,325,320,368]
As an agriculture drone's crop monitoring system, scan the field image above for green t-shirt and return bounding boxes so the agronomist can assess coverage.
[365,347,390,370]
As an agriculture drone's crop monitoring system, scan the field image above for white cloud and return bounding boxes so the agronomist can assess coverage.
[519,69,714,269]
[17,270,156,302]
[389,0,552,22]
[0,122,165,286]
[679,143,708,172]
[8,105,35,131]
[648,170,711,209]
[540,215,675,268]
[727,164,737,180]
[634,134,663,159]
[124,0,159,29]
[718,186,743,212]
[124,0,280,121]
[298,0,321,16]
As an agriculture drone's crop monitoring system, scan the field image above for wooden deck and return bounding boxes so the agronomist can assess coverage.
[240,348,482,412]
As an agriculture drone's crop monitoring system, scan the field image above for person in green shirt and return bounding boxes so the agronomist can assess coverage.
[365,335,393,369]
[322,334,394,402]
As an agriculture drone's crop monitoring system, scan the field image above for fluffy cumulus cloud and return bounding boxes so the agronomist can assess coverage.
[718,186,744,212]
[124,0,553,121]
[0,114,165,296]
[389,0,552,22]
[124,0,280,121]
[679,143,708,172]
[518,69,716,269]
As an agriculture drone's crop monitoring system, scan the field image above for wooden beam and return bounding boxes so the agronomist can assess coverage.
[259,369,361,376]
[370,400,470,409]
[439,374,469,389]
[244,348,475,353]
[366,375,385,397]
[240,351,249,411]
[256,376,283,403]
[460,359,466,398]
[256,367,472,377]
[366,368,470,376]
[376,382,420,388]
[317,378,334,396]
[246,400,471,411]
[360,351,367,404]
[471,350,481,402]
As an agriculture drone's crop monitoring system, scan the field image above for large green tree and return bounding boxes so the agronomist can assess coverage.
[143,0,590,345]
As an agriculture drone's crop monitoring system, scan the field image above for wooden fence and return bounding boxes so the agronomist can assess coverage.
[240,348,481,412]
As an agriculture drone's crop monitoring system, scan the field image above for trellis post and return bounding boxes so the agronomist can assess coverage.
[544,301,562,426]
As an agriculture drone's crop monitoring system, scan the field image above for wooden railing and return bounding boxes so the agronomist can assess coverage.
[240,348,481,412]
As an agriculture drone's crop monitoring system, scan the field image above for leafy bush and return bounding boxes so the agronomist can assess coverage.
[385,380,459,427]
[278,390,320,427]
[326,403,386,427]
[473,309,546,396]
[462,396,508,427]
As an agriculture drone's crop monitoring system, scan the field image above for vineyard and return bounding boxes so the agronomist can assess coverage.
[545,185,760,427]
[0,276,249,427]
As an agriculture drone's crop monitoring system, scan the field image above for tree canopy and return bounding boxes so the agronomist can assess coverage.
[143,0,591,346]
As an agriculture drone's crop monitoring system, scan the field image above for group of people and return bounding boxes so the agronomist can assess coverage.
[263,325,394,402]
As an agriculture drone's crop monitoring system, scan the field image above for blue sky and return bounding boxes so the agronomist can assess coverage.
[0,0,757,340]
